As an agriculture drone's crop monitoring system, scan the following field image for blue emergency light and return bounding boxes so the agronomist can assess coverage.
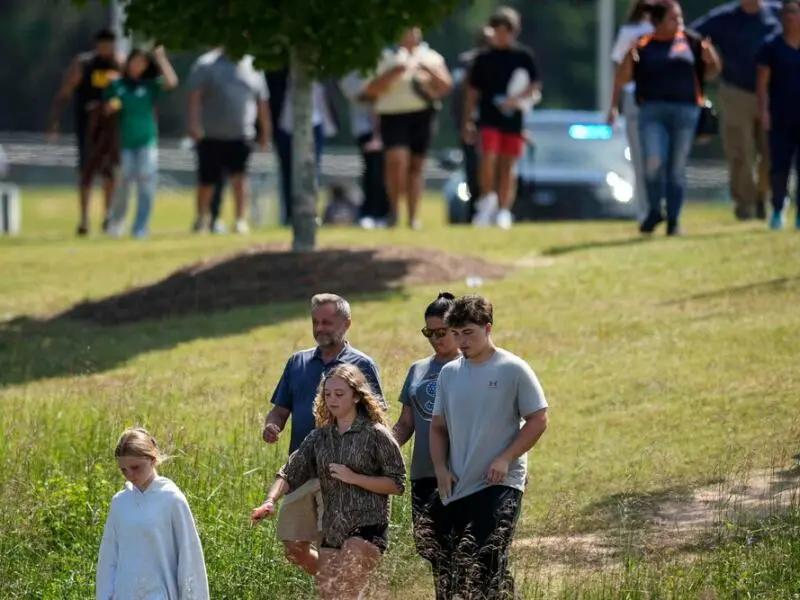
[568,124,613,140]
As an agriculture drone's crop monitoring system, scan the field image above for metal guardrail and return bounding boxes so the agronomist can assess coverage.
[0,132,730,192]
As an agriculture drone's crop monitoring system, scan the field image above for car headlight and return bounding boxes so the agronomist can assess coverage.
[456,182,471,202]
[606,171,633,203]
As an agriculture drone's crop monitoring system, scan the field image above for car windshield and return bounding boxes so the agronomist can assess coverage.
[525,122,629,171]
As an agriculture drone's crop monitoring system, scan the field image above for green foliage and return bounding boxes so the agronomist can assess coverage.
[75,0,469,75]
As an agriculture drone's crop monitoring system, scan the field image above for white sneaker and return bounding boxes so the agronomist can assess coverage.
[233,219,250,234]
[107,221,125,238]
[496,208,513,230]
[359,217,376,230]
[472,193,498,227]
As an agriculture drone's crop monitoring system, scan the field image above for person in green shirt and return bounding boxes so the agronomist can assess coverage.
[105,46,178,238]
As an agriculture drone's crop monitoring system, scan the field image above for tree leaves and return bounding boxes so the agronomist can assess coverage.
[83,0,468,76]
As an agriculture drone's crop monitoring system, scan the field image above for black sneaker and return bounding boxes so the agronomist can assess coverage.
[76,224,89,237]
[734,206,753,221]
[666,220,682,236]
[639,211,664,234]
[755,201,767,220]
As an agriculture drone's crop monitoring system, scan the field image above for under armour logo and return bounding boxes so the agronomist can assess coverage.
[488,381,498,388]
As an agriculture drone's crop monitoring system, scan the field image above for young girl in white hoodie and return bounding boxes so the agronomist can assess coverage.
[96,428,210,600]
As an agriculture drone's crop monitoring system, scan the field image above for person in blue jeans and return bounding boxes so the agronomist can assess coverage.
[612,0,720,236]
[756,0,800,230]
[105,46,178,238]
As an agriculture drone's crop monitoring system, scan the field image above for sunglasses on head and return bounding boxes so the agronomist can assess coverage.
[421,327,449,339]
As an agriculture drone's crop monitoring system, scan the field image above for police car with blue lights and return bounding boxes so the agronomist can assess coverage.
[439,110,639,224]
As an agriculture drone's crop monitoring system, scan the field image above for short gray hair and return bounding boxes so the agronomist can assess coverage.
[310,293,352,320]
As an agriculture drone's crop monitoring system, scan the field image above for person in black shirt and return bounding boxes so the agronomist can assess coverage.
[463,7,541,230]
[452,27,494,222]
[611,0,720,236]
[756,0,800,230]
[49,29,124,237]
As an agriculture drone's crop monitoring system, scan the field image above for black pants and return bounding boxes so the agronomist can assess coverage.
[462,141,480,221]
[768,121,800,213]
[356,133,390,220]
[430,486,522,600]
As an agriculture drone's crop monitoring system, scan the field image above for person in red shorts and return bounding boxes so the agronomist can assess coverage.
[462,7,541,230]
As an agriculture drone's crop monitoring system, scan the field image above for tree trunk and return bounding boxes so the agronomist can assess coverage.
[289,49,318,252]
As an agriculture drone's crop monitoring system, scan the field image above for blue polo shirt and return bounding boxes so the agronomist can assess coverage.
[757,35,800,125]
[691,1,782,91]
[271,344,384,453]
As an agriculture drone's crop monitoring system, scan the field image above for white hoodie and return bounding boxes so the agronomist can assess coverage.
[95,476,209,600]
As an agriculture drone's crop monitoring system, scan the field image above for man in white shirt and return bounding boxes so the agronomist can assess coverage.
[430,294,548,599]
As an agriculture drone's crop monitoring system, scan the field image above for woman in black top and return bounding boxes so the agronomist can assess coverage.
[611,0,720,236]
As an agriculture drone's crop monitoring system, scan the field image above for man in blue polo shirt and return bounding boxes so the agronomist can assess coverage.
[261,293,383,576]
[756,0,800,230]
[691,0,782,221]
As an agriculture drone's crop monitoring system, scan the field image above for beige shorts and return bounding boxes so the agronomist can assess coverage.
[276,478,324,543]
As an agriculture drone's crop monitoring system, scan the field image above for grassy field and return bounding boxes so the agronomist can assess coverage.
[1,187,799,599]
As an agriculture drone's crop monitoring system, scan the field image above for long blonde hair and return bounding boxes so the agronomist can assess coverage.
[313,364,388,428]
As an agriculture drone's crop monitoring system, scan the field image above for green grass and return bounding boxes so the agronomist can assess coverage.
[1,188,800,599]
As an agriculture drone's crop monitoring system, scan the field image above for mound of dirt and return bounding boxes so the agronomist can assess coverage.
[62,245,513,325]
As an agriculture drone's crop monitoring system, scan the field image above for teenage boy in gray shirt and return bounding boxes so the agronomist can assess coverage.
[430,294,548,600]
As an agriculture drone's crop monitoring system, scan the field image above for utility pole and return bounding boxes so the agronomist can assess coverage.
[596,0,615,110]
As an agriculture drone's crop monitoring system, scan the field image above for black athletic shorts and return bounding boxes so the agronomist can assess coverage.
[321,522,389,554]
[379,108,436,156]
[196,138,252,186]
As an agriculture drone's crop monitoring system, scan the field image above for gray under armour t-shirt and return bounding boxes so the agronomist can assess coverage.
[399,355,454,481]
[432,348,548,505]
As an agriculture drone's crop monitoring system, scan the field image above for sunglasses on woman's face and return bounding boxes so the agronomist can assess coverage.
[421,327,449,339]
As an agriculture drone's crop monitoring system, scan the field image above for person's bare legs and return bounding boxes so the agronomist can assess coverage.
[102,175,116,214]
[495,154,517,230]
[472,151,499,226]
[230,173,248,221]
[336,537,382,599]
[384,147,410,226]
[407,154,426,228]
[496,155,516,210]
[78,182,92,232]
[284,541,320,576]
[316,548,340,600]
[196,184,215,222]
[479,152,498,198]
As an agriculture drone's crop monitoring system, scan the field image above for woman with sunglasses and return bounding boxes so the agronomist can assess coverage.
[391,292,459,598]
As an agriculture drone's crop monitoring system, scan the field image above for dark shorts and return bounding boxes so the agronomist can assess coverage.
[321,522,389,554]
[196,138,252,186]
[411,478,439,563]
[380,108,436,156]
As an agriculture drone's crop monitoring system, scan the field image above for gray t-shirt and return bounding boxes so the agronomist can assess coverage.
[399,355,453,481]
[187,50,268,141]
[433,348,548,505]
